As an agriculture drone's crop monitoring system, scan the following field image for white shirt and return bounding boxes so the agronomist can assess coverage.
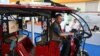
[69,21,80,30]
[65,26,71,32]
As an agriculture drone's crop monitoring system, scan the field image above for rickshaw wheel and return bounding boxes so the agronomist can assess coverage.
[77,51,89,56]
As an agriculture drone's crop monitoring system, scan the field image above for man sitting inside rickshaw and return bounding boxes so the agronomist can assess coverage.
[50,14,73,56]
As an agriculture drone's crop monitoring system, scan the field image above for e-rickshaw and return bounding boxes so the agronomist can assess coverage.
[0,2,92,56]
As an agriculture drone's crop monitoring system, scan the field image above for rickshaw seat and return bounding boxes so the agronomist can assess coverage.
[15,36,35,56]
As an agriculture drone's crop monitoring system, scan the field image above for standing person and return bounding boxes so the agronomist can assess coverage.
[69,19,80,31]
[49,14,73,56]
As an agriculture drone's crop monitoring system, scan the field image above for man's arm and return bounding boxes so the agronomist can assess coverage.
[53,24,74,39]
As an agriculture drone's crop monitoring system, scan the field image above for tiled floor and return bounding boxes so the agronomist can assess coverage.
[85,43,100,56]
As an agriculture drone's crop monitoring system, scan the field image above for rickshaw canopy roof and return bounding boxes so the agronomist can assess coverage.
[0,4,75,16]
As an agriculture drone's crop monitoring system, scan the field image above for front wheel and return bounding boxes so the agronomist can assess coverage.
[77,51,89,56]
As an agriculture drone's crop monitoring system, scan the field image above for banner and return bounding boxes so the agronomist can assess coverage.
[51,0,94,3]
[34,0,44,2]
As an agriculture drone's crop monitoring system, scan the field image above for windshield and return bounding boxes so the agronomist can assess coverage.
[60,13,92,38]
[70,13,92,38]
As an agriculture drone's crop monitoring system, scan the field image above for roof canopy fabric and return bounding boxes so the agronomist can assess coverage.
[0,4,75,17]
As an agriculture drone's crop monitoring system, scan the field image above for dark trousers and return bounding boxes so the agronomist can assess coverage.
[61,37,71,56]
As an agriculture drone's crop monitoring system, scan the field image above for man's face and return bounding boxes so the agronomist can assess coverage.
[57,16,63,24]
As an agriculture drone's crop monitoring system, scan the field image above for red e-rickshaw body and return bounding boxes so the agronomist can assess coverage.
[0,3,92,56]
[0,4,75,56]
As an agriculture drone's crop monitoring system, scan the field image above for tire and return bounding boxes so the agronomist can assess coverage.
[77,51,89,56]
[81,51,89,56]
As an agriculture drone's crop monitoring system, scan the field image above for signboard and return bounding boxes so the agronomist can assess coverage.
[0,0,9,4]
[52,0,94,3]
[34,0,44,2]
